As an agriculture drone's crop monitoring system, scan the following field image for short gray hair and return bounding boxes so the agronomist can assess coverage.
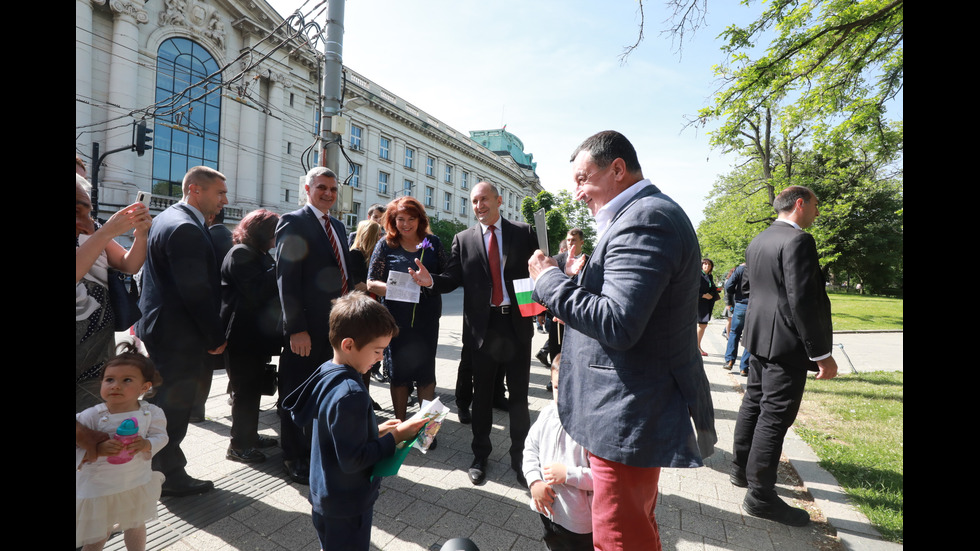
[305,167,337,187]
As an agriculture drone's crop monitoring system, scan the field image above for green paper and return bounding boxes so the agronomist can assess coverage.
[371,429,422,481]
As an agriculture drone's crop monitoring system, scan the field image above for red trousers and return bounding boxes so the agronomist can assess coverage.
[588,453,661,551]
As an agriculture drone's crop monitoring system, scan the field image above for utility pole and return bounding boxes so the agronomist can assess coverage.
[320,0,345,172]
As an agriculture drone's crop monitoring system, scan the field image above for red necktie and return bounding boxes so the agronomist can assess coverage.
[323,215,348,295]
[488,225,503,306]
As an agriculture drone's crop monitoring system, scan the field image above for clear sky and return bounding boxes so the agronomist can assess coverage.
[263,1,843,228]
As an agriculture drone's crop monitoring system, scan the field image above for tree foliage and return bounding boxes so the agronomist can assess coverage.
[695,0,903,156]
[428,217,467,256]
[697,131,903,294]
[521,190,599,256]
[521,191,567,255]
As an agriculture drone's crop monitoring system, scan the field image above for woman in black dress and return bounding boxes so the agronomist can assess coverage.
[697,258,720,356]
[367,197,447,423]
[220,209,282,463]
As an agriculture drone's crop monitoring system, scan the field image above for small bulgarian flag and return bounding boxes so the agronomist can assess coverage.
[513,278,547,317]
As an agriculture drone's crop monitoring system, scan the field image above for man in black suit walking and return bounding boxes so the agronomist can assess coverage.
[137,166,228,496]
[731,185,838,526]
[275,167,355,484]
[411,182,538,486]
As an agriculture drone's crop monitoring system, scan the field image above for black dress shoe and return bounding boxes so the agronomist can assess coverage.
[161,472,214,497]
[730,465,748,488]
[283,460,310,485]
[458,405,472,424]
[536,349,550,367]
[468,458,487,485]
[254,436,278,448]
[512,459,527,488]
[493,398,510,412]
[227,447,266,464]
[742,492,810,526]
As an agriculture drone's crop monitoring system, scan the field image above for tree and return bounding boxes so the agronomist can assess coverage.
[428,217,467,256]
[521,191,568,255]
[696,163,772,271]
[693,0,903,158]
[553,189,597,255]
[697,131,903,294]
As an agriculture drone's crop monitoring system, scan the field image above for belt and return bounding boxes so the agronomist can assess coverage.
[489,304,511,315]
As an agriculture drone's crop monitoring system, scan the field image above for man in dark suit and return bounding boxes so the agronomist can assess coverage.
[411,181,538,486]
[275,166,356,484]
[731,185,838,526]
[137,166,229,496]
[529,131,716,550]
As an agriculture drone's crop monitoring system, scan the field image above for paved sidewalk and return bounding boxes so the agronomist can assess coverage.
[105,290,902,550]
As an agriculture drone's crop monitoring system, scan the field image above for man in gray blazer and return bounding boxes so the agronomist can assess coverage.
[731,185,837,526]
[529,131,716,550]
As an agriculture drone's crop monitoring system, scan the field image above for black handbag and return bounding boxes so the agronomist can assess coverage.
[260,363,278,396]
[107,268,142,331]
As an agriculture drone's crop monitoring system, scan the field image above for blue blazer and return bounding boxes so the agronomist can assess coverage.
[533,184,717,468]
[275,205,356,341]
[136,203,224,353]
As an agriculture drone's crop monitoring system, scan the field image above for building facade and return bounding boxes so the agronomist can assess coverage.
[76,0,541,232]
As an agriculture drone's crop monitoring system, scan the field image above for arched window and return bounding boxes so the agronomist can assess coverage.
[152,38,221,198]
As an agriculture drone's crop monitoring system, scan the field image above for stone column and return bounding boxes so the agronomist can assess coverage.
[103,0,148,200]
[235,65,259,207]
[262,73,286,207]
[76,0,98,164]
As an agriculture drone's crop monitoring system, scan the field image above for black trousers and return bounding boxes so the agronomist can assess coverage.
[455,342,506,410]
[732,353,809,499]
[278,337,331,463]
[470,310,531,464]
[539,514,593,551]
[145,344,211,477]
[227,348,271,450]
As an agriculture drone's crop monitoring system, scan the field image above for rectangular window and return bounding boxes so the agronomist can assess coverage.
[350,124,363,150]
[461,171,468,189]
[459,196,467,215]
[444,191,452,211]
[403,179,413,196]
[379,136,390,160]
[445,164,453,184]
[378,171,389,195]
[346,202,360,228]
[425,186,434,207]
[426,156,435,177]
[349,163,361,188]
[404,147,414,169]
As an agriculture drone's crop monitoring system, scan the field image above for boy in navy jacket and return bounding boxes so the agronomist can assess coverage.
[283,292,427,550]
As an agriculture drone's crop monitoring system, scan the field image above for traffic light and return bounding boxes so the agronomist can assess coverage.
[135,120,153,156]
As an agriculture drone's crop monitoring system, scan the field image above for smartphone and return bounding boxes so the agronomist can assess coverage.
[136,191,151,206]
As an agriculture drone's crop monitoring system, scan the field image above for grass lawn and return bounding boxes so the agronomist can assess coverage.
[795,371,904,543]
[828,293,903,331]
